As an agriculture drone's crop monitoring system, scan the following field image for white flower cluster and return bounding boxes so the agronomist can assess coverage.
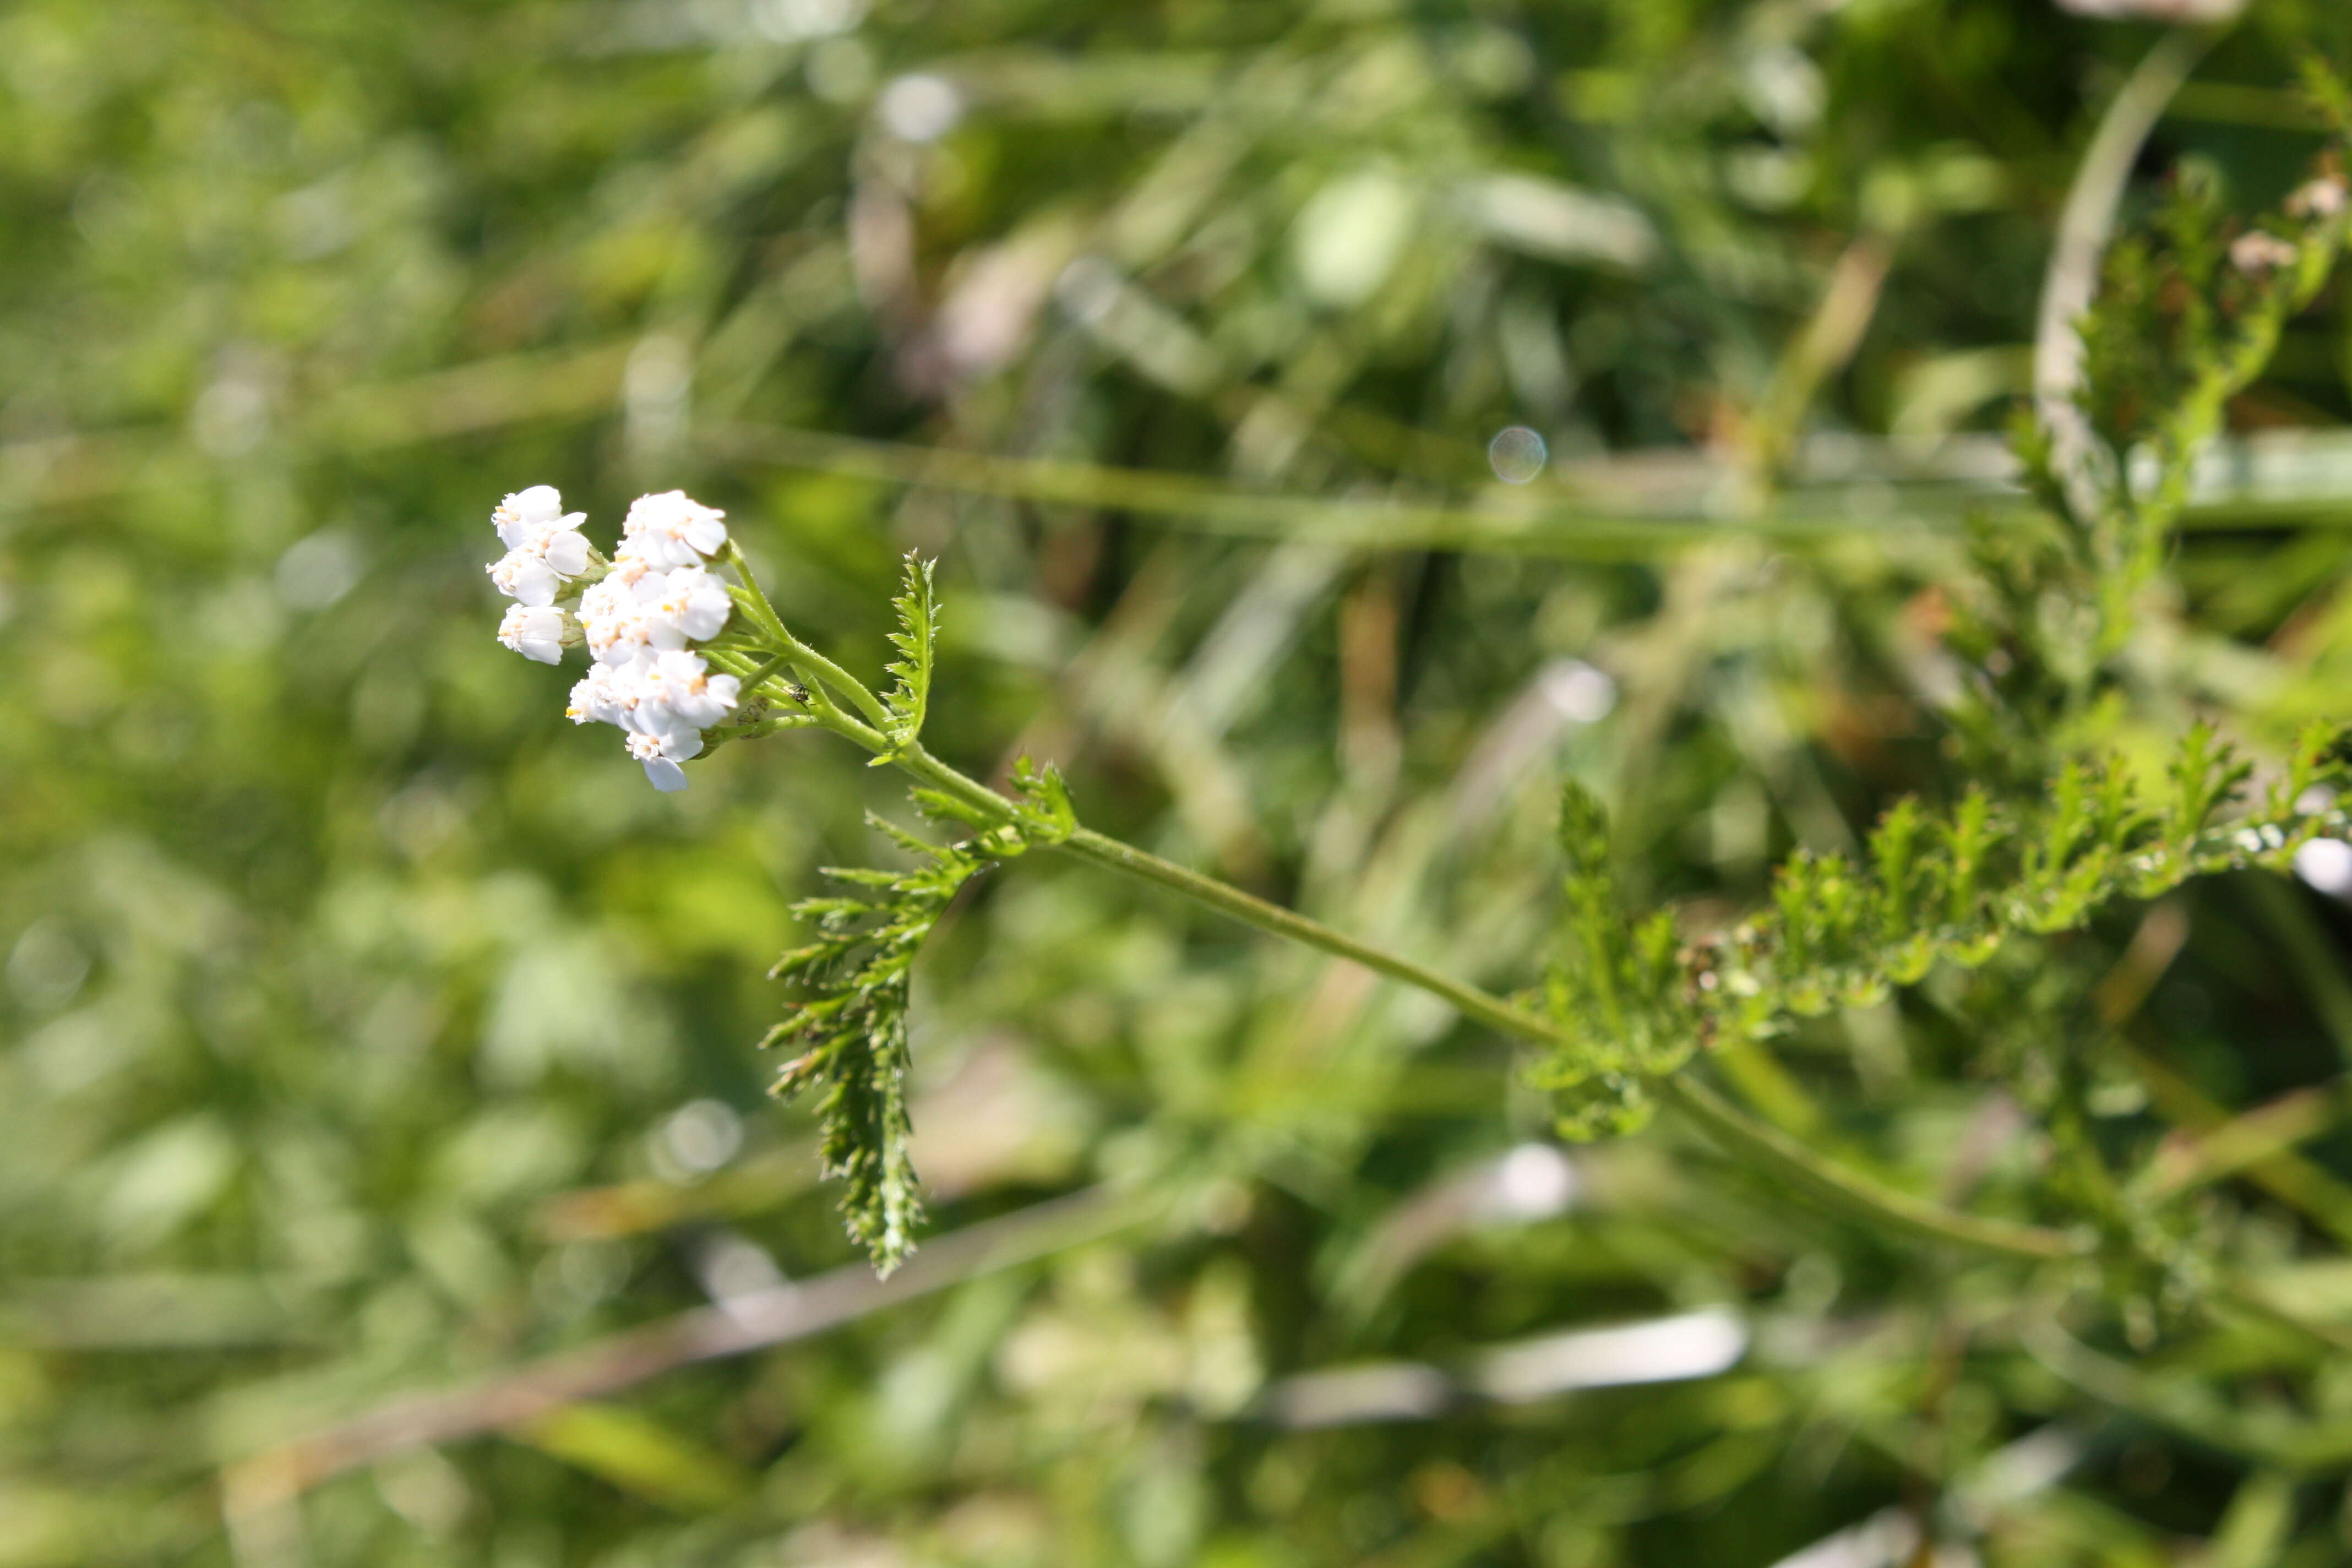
[484,486,745,793]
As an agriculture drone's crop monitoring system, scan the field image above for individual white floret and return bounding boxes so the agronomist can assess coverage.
[487,520,594,606]
[488,548,559,607]
[622,490,728,569]
[641,564,733,649]
[579,576,655,666]
[638,650,742,733]
[626,726,703,792]
[541,525,592,578]
[603,552,660,596]
[492,485,581,550]
[497,603,580,665]
[567,660,643,727]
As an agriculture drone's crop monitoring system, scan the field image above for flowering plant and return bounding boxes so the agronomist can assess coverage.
[486,111,2352,1316]
[478,125,2352,1310]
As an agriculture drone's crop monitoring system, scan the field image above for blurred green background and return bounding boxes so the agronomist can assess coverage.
[13,1,2352,1563]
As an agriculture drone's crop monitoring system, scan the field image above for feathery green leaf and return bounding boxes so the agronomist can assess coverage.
[763,814,984,1271]
[875,552,938,761]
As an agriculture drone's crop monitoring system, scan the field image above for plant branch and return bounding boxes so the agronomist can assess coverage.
[722,540,896,732]
[875,742,2082,1265]
[1657,1077,2071,1261]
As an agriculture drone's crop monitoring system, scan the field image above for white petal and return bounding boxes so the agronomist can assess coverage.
[542,529,591,578]
[592,634,647,668]
[641,756,689,792]
[489,551,559,605]
[513,485,563,521]
[679,580,732,641]
[509,558,559,607]
[493,485,565,548]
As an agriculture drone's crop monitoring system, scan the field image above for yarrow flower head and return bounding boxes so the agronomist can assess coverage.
[487,484,747,792]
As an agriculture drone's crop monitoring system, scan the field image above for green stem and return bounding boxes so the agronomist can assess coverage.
[736,650,801,704]
[711,646,884,747]
[713,557,2080,1267]
[1056,826,1556,1048]
[882,742,2078,1263]
[1658,1077,2071,1261]
[719,540,791,641]
[722,542,896,732]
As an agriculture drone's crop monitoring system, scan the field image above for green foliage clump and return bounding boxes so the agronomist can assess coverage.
[1540,726,2348,1141]
[1533,781,1696,1137]
[1506,91,2352,1347]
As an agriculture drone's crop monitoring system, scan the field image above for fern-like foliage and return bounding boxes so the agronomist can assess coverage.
[2067,161,2345,642]
[1959,138,2351,776]
[1537,782,1691,1138]
[1536,105,2352,1322]
[1536,725,2349,1140]
[764,817,983,1271]
[765,761,1079,1268]
[913,755,1079,853]
[878,551,936,760]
